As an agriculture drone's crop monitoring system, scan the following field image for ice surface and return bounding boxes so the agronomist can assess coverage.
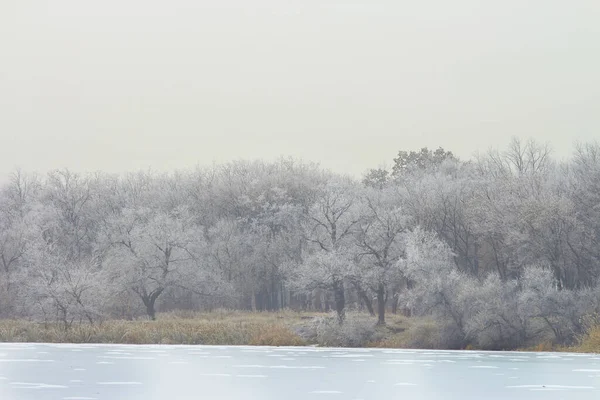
[1,344,600,400]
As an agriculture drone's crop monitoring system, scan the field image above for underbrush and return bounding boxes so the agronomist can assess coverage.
[303,312,382,347]
[374,317,442,349]
[573,325,600,353]
[565,316,600,353]
[517,316,600,353]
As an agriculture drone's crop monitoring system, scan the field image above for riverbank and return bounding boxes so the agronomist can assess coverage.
[0,310,598,353]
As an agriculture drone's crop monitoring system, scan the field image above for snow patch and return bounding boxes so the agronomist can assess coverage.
[310,390,342,394]
[63,397,97,400]
[63,397,96,400]
[97,356,154,360]
[331,354,374,358]
[507,385,594,389]
[234,364,325,369]
[11,382,68,389]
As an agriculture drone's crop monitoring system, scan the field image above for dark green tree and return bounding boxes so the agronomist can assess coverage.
[392,147,455,177]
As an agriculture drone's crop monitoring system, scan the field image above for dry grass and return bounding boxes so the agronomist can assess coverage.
[0,311,451,349]
[248,325,306,346]
[565,324,600,354]
[0,310,313,346]
[518,341,557,352]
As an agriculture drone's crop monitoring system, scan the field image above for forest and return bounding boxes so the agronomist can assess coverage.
[1,138,599,350]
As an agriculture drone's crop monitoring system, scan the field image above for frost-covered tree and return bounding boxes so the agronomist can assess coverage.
[569,142,600,282]
[292,177,363,323]
[465,274,536,349]
[0,216,26,311]
[399,228,477,347]
[0,170,43,313]
[517,265,587,344]
[19,232,106,327]
[43,169,97,261]
[101,206,213,319]
[354,186,409,325]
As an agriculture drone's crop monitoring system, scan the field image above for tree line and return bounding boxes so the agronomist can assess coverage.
[1,138,599,349]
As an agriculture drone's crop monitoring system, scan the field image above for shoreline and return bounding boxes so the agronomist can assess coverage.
[0,311,597,353]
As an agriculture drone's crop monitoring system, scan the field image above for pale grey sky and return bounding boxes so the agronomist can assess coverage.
[1,0,599,178]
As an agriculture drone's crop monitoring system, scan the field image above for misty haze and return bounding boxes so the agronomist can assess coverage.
[1,1,600,400]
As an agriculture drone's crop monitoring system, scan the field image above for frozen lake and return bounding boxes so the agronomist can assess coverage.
[0,343,599,399]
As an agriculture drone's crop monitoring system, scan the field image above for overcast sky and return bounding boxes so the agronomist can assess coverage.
[1,0,599,178]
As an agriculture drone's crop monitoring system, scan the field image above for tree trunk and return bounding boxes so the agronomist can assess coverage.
[251,288,257,312]
[377,283,386,325]
[140,288,164,321]
[391,293,399,314]
[146,301,156,321]
[333,280,346,324]
[358,289,375,316]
